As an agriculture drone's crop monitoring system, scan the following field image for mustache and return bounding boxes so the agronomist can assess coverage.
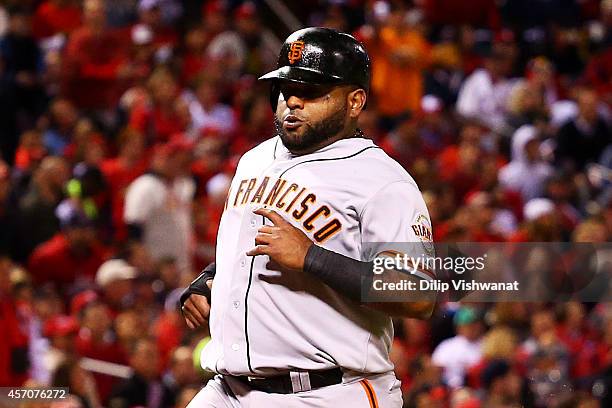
[274,117,310,132]
[282,112,307,122]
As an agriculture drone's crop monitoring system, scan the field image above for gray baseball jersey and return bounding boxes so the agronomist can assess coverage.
[200,135,433,377]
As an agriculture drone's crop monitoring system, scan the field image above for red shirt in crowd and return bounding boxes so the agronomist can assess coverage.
[423,0,500,28]
[0,297,29,386]
[28,234,108,286]
[129,104,184,144]
[76,329,128,401]
[100,157,149,240]
[62,26,129,109]
[583,48,612,106]
[32,1,82,39]
[152,312,184,371]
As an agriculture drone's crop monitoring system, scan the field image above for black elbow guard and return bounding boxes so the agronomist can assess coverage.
[179,262,216,308]
[303,245,373,302]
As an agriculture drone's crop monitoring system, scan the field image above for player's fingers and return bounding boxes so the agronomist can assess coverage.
[186,312,203,329]
[254,233,273,246]
[257,225,277,234]
[246,245,269,257]
[182,305,197,325]
[185,314,198,329]
[184,298,207,324]
[254,208,287,226]
[190,307,207,326]
[191,295,211,318]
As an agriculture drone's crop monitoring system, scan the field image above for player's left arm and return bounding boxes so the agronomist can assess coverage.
[356,180,437,318]
[247,180,436,319]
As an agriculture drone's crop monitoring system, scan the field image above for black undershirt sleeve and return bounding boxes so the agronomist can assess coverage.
[303,244,373,302]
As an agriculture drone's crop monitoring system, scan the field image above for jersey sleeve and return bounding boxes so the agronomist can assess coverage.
[360,180,435,281]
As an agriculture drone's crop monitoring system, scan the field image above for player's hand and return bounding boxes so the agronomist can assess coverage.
[182,280,212,329]
[247,208,314,271]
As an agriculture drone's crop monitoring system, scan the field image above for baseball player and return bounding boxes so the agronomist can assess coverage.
[180,27,435,407]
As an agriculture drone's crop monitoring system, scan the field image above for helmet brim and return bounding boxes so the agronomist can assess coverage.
[258,66,343,85]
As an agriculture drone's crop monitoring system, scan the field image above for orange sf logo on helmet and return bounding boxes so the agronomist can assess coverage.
[288,41,305,64]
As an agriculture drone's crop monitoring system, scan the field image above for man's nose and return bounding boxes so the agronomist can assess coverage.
[285,94,305,110]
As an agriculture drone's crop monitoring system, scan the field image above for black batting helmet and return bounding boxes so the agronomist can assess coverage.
[258,27,371,109]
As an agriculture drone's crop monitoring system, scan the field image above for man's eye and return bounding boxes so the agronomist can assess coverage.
[281,86,329,100]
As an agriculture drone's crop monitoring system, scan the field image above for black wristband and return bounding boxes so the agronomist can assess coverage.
[303,245,373,302]
[179,262,216,309]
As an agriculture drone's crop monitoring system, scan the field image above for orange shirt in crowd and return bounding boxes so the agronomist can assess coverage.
[371,27,430,117]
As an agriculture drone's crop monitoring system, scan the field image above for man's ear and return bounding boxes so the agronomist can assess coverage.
[348,89,367,118]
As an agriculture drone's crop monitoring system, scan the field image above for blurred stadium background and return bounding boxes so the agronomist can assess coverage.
[0,0,610,407]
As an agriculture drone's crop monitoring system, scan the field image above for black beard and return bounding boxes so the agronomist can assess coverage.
[275,103,348,152]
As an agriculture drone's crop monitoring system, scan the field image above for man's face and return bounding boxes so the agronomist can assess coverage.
[578,90,599,123]
[131,340,160,379]
[10,14,31,37]
[274,82,350,154]
[84,0,106,29]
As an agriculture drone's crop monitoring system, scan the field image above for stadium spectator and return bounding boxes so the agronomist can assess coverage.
[125,24,156,87]
[466,326,518,389]
[456,42,517,135]
[27,200,107,290]
[480,359,524,407]
[422,0,500,28]
[32,0,82,41]
[75,300,127,401]
[100,128,148,241]
[0,6,45,161]
[129,67,184,143]
[107,337,174,408]
[498,125,554,201]
[95,259,138,314]
[0,255,29,386]
[42,98,78,156]
[40,315,79,384]
[124,135,195,275]
[162,346,199,403]
[206,2,279,78]
[432,306,484,388]
[51,358,101,408]
[61,0,130,109]
[370,5,430,128]
[14,130,46,172]
[183,77,236,137]
[115,309,146,353]
[136,0,179,52]
[151,286,184,370]
[14,156,70,261]
[556,87,611,171]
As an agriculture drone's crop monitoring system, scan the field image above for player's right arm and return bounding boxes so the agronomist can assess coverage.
[180,263,215,329]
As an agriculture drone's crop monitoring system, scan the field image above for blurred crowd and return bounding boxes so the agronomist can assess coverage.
[0,0,610,407]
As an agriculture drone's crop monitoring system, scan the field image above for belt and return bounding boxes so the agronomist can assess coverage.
[232,367,343,394]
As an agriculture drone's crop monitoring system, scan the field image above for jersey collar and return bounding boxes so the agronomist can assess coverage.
[275,132,376,161]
